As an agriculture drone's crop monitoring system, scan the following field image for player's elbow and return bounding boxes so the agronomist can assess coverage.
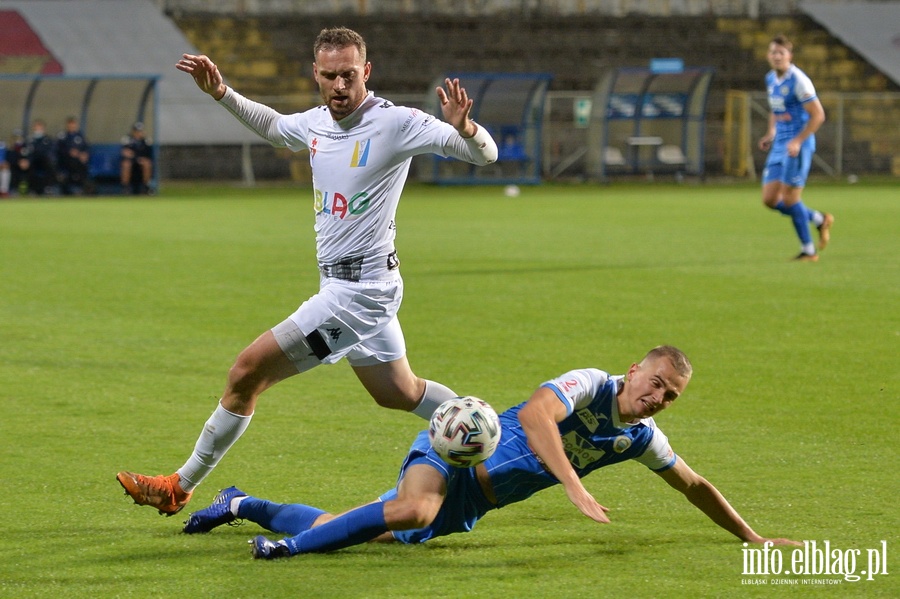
[479,145,498,165]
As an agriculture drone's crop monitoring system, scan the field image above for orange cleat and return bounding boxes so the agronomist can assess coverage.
[117,471,192,516]
[792,252,819,262]
[817,213,834,250]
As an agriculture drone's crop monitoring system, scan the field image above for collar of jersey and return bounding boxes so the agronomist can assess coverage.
[334,91,377,129]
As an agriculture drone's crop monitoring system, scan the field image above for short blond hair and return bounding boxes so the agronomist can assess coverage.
[643,345,692,379]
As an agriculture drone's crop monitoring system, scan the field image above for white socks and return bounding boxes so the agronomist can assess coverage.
[177,402,252,492]
[411,379,458,420]
[175,380,453,492]
[809,210,825,227]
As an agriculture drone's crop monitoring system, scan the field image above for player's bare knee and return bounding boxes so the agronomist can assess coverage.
[387,499,436,529]
[310,513,335,529]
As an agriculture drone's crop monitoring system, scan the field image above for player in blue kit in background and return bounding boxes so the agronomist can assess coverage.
[758,34,833,262]
[181,346,801,558]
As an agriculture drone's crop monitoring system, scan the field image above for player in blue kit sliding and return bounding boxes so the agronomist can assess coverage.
[758,34,833,261]
[181,346,801,559]
[117,27,498,517]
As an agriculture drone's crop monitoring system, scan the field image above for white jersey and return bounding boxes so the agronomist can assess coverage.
[219,89,497,280]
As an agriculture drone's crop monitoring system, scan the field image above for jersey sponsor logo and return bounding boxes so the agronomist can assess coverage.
[561,431,606,468]
[351,140,371,167]
[310,137,318,160]
[401,109,419,133]
[314,189,372,219]
[576,408,601,432]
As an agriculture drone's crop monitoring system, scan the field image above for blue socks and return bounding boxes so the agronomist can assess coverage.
[785,202,813,245]
[772,200,791,216]
[237,497,389,554]
[771,201,814,247]
[237,497,326,536]
[283,502,388,555]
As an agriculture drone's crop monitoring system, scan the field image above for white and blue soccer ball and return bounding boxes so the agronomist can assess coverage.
[429,396,501,468]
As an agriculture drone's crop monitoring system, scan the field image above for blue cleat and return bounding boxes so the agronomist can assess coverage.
[250,535,292,560]
[182,486,247,534]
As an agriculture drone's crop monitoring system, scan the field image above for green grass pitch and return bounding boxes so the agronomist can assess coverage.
[1,180,897,597]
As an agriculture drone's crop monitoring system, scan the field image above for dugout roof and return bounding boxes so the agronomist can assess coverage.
[0,0,259,145]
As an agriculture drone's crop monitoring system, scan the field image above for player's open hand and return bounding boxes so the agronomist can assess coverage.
[565,485,610,524]
[176,54,227,101]
[436,78,476,138]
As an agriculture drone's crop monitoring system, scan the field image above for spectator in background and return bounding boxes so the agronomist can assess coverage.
[7,130,27,195]
[120,122,153,194]
[0,137,10,198]
[56,116,91,195]
[19,119,56,196]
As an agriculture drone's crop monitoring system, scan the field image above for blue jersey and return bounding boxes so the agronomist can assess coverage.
[766,64,818,150]
[383,368,676,544]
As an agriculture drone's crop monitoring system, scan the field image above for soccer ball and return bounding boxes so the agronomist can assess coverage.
[429,396,501,468]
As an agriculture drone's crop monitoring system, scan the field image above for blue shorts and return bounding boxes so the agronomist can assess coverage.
[379,430,495,544]
[762,142,813,188]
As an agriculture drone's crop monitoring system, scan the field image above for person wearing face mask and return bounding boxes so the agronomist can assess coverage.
[19,119,56,196]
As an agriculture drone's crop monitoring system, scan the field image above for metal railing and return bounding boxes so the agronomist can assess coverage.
[724,90,900,178]
[225,89,900,181]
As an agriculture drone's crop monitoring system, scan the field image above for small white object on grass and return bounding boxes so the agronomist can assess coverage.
[504,184,521,197]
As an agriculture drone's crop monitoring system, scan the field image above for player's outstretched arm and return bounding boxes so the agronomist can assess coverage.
[518,388,610,524]
[436,78,477,138]
[656,457,801,546]
[176,54,227,101]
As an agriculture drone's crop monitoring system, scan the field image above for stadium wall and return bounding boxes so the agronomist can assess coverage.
[159,0,839,18]
[4,1,895,183]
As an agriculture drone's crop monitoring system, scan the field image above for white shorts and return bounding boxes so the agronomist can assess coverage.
[272,276,406,372]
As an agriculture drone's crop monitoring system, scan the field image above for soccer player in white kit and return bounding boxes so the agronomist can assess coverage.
[118,27,499,517]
